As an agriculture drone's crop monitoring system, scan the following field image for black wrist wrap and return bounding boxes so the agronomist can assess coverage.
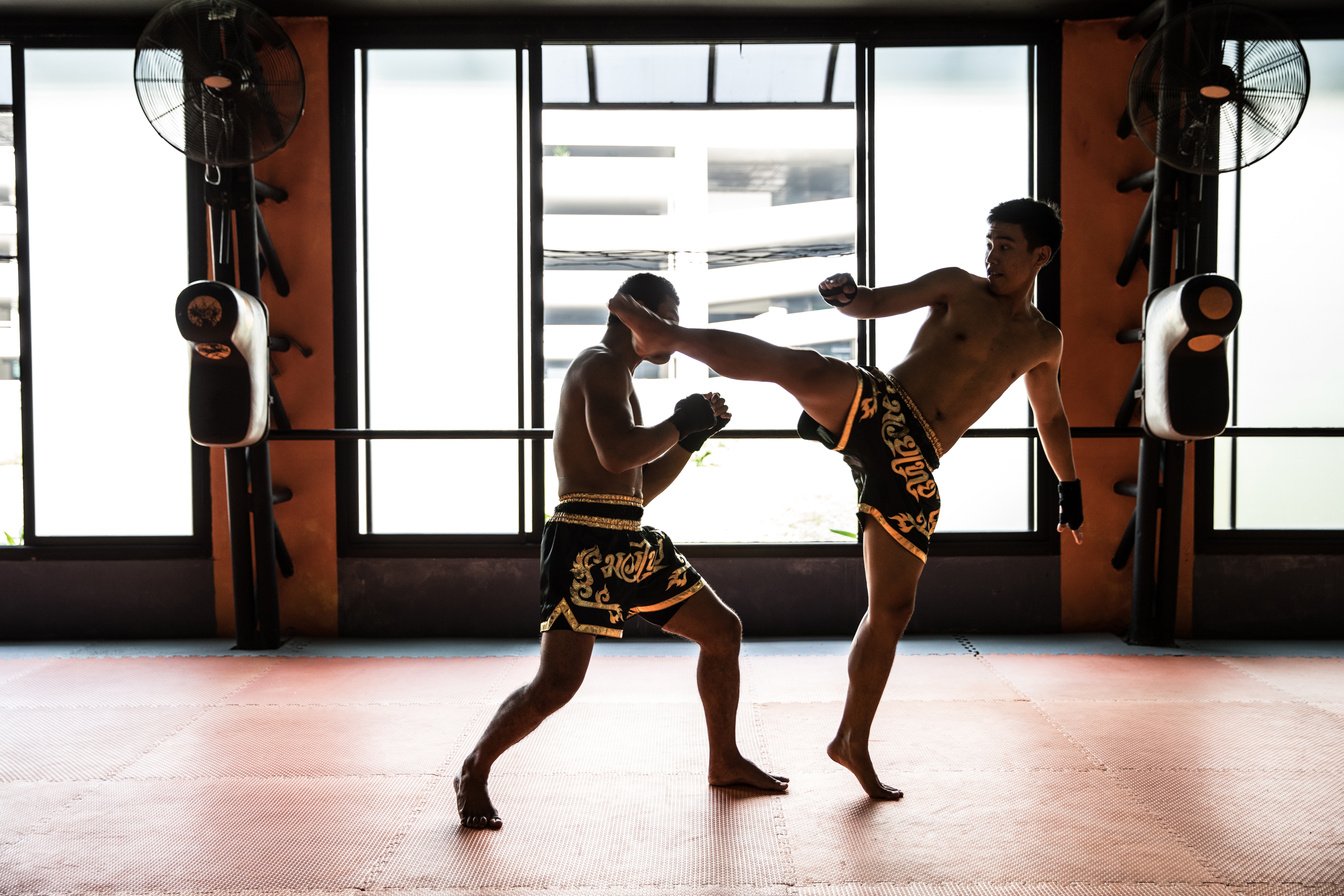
[1058,479,1084,530]
[671,394,716,439]
[679,417,728,453]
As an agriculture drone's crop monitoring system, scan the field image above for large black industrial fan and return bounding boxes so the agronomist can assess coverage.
[134,0,305,168]
[1127,3,1309,175]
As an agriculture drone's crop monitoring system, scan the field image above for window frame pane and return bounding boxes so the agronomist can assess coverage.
[333,25,1060,554]
[1199,37,1344,547]
[3,36,208,554]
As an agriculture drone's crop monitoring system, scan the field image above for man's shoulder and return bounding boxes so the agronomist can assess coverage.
[933,267,989,299]
[567,345,630,385]
[931,266,982,286]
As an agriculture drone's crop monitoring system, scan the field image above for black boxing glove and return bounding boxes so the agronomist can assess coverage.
[1058,479,1083,532]
[818,272,858,307]
[679,416,728,453]
[671,393,717,441]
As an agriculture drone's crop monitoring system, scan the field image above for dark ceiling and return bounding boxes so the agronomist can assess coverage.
[1,0,1340,20]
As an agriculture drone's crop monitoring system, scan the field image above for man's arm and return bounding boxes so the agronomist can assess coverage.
[580,353,680,474]
[819,268,972,320]
[641,449,692,504]
[640,394,729,503]
[1025,339,1084,544]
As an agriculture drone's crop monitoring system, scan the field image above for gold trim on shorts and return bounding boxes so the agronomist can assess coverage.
[559,492,644,507]
[832,376,866,452]
[858,504,928,564]
[552,493,644,531]
[550,512,641,531]
[628,579,706,618]
[541,601,622,638]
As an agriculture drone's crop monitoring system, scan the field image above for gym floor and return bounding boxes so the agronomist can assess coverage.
[1,634,1341,895]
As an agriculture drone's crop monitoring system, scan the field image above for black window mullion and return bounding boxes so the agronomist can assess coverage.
[12,43,36,546]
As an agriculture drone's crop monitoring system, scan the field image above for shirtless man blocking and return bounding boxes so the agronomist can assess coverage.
[609,198,1084,801]
[455,272,787,830]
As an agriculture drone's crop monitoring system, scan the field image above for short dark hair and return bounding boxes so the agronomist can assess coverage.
[607,272,678,326]
[988,198,1063,261]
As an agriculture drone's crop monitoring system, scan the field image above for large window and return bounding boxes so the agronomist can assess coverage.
[541,43,861,543]
[342,37,1043,546]
[351,49,528,536]
[1212,39,1344,531]
[5,47,192,544]
[872,46,1035,533]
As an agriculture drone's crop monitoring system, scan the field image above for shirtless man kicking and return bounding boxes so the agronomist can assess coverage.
[609,198,1085,801]
[455,272,787,830]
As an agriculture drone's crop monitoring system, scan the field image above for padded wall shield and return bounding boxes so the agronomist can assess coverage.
[176,279,270,447]
[1142,273,1242,441]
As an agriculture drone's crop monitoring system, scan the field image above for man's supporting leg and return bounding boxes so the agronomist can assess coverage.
[827,531,925,800]
[609,293,855,433]
[456,629,595,828]
[661,588,788,792]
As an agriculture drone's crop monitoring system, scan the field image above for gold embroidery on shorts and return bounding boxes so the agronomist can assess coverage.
[568,545,626,623]
[891,509,937,539]
[878,391,938,501]
[601,539,665,584]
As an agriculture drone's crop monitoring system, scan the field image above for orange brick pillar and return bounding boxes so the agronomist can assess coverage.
[211,18,337,637]
[1057,18,1195,633]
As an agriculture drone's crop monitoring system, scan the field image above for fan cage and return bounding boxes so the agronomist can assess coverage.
[134,0,305,168]
[1127,3,1310,175]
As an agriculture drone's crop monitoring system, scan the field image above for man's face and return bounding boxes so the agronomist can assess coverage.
[984,221,1049,295]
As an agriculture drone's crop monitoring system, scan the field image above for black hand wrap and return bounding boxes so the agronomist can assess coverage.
[671,393,717,441]
[818,272,858,307]
[1058,479,1084,531]
[679,416,728,453]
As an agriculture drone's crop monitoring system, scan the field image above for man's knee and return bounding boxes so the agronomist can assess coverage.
[703,607,744,653]
[527,663,587,709]
[869,590,917,632]
[668,593,743,653]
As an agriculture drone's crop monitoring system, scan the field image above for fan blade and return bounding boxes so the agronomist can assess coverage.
[1241,45,1307,82]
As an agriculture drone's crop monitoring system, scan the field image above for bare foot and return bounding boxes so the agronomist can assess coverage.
[827,736,903,801]
[607,292,679,358]
[454,769,503,830]
[709,756,789,793]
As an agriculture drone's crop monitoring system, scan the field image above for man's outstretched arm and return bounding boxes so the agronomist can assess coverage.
[818,268,971,319]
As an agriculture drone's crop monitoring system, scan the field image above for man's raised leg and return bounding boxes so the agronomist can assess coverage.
[608,292,855,433]
[827,532,924,800]
[661,588,788,792]
[455,629,595,829]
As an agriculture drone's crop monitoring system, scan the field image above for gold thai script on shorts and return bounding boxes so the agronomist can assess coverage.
[879,393,937,500]
[602,539,666,583]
